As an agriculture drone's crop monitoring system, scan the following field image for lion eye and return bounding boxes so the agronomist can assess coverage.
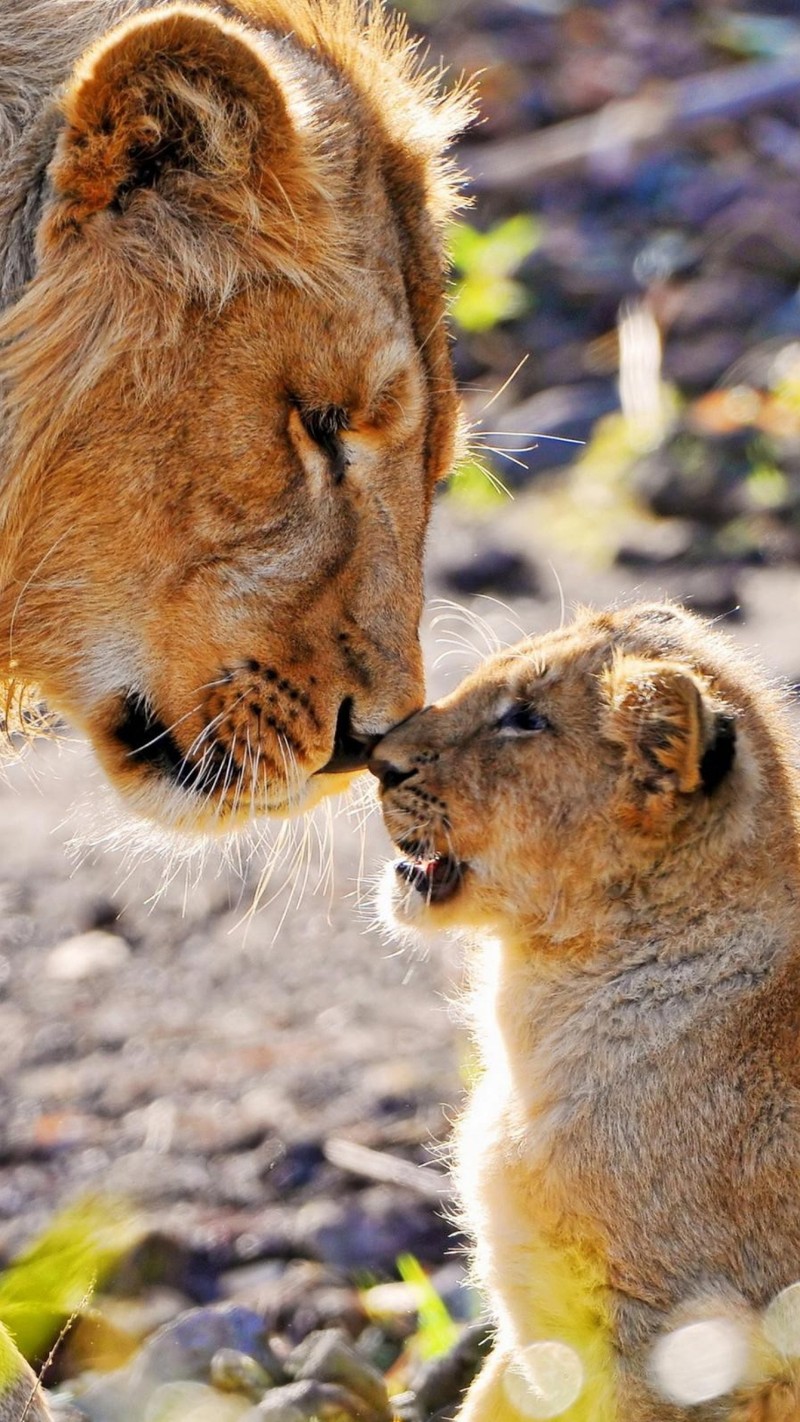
[301,406,349,483]
[498,703,550,735]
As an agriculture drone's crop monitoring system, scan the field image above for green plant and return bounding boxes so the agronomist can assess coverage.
[450,216,540,334]
[396,1254,459,1361]
[0,1198,138,1360]
[448,456,509,509]
[746,461,788,511]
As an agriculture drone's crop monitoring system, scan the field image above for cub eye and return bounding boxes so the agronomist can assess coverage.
[497,702,550,735]
[300,405,349,483]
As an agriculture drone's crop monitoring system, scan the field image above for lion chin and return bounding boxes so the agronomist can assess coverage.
[113,763,361,837]
[0,0,474,832]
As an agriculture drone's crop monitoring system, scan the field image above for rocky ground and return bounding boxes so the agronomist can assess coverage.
[436,0,800,581]
[3,0,800,1417]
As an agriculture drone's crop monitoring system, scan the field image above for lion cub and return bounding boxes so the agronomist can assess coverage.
[373,602,800,1422]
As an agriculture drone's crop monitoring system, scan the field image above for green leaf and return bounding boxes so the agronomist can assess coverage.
[450,216,540,279]
[746,463,788,510]
[451,274,531,333]
[449,222,485,274]
[396,1254,459,1361]
[449,216,540,333]
[0,1198,139,1360]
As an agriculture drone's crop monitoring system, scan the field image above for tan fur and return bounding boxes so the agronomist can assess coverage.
[0,0,471,830]
[375,602,800,1421]
[0,1366,50,1422]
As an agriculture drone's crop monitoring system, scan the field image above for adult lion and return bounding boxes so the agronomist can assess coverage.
[0,0,470,831]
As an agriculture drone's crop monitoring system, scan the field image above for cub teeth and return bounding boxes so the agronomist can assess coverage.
[395,859,429,894]
[394,854,464,904]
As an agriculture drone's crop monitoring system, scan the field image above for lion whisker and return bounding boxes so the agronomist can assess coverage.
[473,428,585,447]
[123,696,209,760]
[470,441,528,474]
[475,354,529,416]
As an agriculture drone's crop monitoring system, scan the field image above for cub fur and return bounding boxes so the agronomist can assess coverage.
[374,602,800,1422]
[0,1333,50,1422]
[0,0,471,831]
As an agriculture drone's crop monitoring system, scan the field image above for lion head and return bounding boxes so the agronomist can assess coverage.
[0,0,471,830]
[373,603,795,944]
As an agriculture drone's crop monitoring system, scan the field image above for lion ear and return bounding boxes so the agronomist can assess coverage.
[603,657,737,835]
[44,4,316,262]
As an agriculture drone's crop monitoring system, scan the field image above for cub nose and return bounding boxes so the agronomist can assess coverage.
[368,754,417,791]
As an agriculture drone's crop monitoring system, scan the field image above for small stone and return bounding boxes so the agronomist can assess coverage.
[211,1349,275,1400]
[714,206,800,279]
[108,1230,218,1304]
[219,1259,286,1306]
[441,548,539,598]
[411,1322,493,1417]
[615,519,696,568]
[658,273,784,338]
[352,1325,404,1378]
[243,1380,374,1421]
[263,1140,325,1195]
[632,435,750,525]
[662,331,745,392]
[679,571,743,622]
[287,1330,390,1419]
[633,231,699,286]
[387,1393,421,1422]
[46,931,130,982]
[131,1304,278,1388]
[144,1380,251,1421]
[362,1281,419,1323]
[229,1261,366,1346]
[294,1187,450,1275]
[101,1288,190,1343]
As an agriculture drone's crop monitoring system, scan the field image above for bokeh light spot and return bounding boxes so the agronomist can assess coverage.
[651,1319,747,1406]
[764,1282,800,1356]
[503,1341,584,1419]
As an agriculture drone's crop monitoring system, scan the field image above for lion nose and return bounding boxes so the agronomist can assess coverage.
[317,698,375,774]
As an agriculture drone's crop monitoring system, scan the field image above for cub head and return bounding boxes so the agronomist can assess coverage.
[0,1,471,830]
[373,603,793,944]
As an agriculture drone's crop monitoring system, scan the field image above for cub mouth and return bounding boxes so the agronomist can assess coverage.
[395,852,465,904]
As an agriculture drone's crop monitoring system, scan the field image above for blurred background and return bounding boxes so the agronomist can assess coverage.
[420,0,800,670]
[2,0,800,1408]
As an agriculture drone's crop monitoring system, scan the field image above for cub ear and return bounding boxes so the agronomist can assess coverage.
[43,4,320,272]
[603,656,737,835]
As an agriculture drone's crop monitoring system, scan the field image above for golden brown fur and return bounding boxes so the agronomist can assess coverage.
[0,0,471,830]
[374,602,800,1421]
